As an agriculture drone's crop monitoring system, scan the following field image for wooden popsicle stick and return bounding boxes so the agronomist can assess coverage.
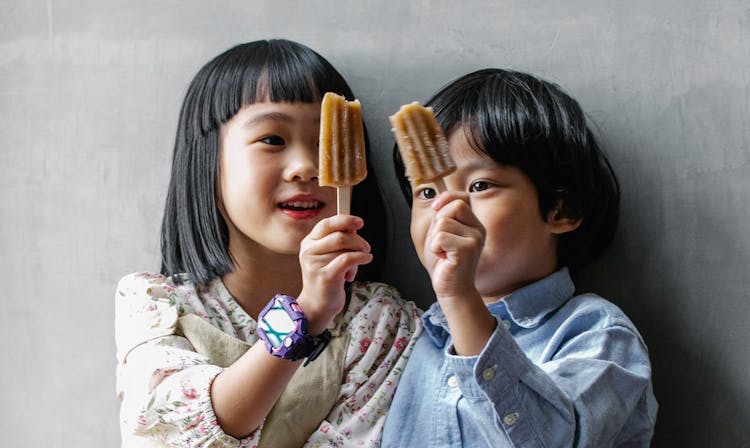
[433,177,448,194]
[337,186,352,215]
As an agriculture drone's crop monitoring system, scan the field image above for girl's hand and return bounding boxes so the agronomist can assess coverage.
[423,191,486,302]
[296,214,373,335]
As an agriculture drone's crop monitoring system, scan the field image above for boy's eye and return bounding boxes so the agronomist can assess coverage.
[260,135,285,146]
[469,181,492,192]
[415,187,437,200]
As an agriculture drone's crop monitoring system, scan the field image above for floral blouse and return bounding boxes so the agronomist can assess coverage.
[115,272,422,447]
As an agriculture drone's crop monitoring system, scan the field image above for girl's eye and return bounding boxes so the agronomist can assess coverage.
[469,181,493,192]
[416,187,437,200]
[260,135,285,146]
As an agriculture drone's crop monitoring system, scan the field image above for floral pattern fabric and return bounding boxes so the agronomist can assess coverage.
[115,272,422,447]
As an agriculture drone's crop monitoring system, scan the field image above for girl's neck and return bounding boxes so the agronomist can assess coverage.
[220,247,303,321]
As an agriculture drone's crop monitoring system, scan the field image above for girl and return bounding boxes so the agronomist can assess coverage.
[115,39,421,447]
[382,69,657,447]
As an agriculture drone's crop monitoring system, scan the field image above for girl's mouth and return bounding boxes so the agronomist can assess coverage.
[279,200,323,211]
[278,200,325,219]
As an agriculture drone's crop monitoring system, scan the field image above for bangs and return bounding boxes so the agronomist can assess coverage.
[190,39,354,136]
[428,70,552,166]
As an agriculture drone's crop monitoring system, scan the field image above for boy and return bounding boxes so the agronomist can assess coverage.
[382,69,657,447]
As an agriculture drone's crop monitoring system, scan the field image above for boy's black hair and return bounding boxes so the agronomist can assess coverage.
[393,68,620,271]
[161,39,386,285]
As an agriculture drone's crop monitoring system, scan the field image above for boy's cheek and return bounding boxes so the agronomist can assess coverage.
[410,217,428,259]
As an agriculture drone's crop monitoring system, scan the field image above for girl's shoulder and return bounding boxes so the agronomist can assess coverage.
[115,271,198,309]
[339,281,422,330]
[114,272,205,361]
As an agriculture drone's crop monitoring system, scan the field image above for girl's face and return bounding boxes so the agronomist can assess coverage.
[218,101,336,257]
[410,126,572,301]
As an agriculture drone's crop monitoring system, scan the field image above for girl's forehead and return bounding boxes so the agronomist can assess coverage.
[230,101,321,127]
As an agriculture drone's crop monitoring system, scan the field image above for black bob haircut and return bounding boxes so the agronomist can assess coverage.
[393,68,620,271]
[161,39,387,285]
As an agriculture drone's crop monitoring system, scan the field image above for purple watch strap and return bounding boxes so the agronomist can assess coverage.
[257,294,331,363]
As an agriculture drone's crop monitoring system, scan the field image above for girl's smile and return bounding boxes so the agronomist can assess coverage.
[278,194,327,220]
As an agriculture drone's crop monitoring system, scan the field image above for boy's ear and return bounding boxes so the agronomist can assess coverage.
[546,200,582,235]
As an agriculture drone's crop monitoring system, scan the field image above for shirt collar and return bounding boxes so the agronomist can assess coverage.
[421,268,576,343]
[488,267,575,328]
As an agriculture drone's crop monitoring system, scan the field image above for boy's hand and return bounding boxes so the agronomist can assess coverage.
[296,215,372,335]
[423,191,486,301]
[422,191,496,356]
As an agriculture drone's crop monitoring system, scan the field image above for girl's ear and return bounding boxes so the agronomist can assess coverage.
[546,200,582,235]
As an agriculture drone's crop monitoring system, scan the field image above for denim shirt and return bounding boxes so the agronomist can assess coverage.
[382,268,657,447]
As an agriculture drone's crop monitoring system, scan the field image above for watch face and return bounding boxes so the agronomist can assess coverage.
[259,300,297,349]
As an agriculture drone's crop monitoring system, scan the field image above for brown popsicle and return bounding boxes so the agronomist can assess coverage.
[389,102,456,192]
[319,92,367,214]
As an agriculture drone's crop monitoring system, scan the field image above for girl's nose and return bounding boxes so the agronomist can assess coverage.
[285,145,319,183]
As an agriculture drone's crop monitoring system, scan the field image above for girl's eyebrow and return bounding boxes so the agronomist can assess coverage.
[242,112,294,128]
[241,112,320,129]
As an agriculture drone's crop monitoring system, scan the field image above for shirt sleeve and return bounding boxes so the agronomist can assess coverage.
[446,313,655,447]
[115,273,260,447]
[302,282,422,447]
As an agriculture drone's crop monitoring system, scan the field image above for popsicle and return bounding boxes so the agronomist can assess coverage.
[389,102,456,193]
[319,92,367,215]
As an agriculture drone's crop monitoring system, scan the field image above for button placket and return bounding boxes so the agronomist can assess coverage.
[481,367,495,381]
[503,412,519,426]
[447,375,458,388]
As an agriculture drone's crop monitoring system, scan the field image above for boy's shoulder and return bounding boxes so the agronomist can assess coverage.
[554,292,645,342]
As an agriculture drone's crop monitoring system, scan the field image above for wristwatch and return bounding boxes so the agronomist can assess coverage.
[257,294,331,366]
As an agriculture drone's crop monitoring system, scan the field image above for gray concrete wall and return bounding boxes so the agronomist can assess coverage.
[1,1,748,446]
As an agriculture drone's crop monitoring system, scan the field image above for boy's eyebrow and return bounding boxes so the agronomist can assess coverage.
[459,159,502,172]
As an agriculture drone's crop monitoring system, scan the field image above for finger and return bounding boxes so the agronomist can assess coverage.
[344,266,358,282]
[434,198,484,231]
[431,191,470,211]
[429,229,481,255]
[310,230,372,255]
[307,214,364,240]
[430,215,485,242]
[324,252,373,280]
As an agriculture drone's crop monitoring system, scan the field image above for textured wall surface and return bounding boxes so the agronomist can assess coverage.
[1,1,748,446]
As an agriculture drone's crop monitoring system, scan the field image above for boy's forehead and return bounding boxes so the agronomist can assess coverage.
[448,129,493,164]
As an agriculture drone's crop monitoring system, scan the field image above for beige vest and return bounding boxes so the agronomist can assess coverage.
[176,314,349,448]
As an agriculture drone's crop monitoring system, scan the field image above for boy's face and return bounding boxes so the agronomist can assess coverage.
[410,127,574,302]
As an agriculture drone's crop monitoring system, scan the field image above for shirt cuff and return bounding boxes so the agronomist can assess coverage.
[445,316,540,444]
[186,366,262,447]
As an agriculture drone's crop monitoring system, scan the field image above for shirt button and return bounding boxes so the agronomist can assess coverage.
[503,412,519,426]
[501,320,511,330]
[447,375,458,388]
[481,367,495,381]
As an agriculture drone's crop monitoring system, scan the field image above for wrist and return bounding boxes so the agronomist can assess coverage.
[256,294,332,363]
[435,288,484,312]
[295,294,334,336]
[437,291,497,356]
